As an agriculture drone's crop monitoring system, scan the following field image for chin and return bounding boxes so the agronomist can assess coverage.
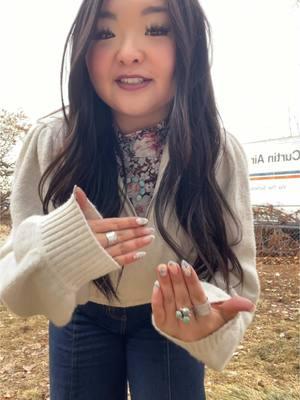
[114,106,158,119]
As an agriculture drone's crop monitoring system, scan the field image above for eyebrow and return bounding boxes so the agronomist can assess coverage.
[98,6,168,20]
[141,5,168,15]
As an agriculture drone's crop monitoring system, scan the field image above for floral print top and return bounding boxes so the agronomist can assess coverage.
[115,120,169,217]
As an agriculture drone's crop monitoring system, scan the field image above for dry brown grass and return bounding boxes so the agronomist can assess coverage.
[206,258,299,399]
[0,226,299,399]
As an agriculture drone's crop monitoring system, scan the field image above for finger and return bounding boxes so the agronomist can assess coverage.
[118,226,155,241]
[151,280,166,327]
[88,216,149,233]
[74,186,104,220]
[108,235,155,256]
[212,296,256,322]
[74,186,87,210]
[167,261,192,311]
[95,228,154,248]
[106,226,155,245]
[114,250,147,266]
[180,260,207,306]
[156,264,177,321]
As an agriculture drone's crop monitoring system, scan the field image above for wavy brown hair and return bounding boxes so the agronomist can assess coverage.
[38,0,244,301]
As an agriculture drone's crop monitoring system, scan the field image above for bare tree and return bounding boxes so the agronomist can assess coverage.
[0,109,31,222]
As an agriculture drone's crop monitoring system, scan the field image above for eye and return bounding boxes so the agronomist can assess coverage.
[93,28,115,40]
[145,24,170,36]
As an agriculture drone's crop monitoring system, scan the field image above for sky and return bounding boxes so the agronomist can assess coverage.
[0,0,299,143]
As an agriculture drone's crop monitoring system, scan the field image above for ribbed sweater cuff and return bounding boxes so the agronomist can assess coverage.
[38,193,120,291]
[152,312,253,371]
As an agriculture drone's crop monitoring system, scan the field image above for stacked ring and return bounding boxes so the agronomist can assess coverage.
[192,298,212,318]
[175,307,192,324]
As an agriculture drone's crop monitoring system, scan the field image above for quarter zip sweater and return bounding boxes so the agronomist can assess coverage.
[0,113,260,371]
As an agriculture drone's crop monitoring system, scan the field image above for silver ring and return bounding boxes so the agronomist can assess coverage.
[105,231,118,246]
[193,298,212,318]
[175,307,192,324]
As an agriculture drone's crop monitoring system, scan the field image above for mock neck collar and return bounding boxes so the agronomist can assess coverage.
[113,119,168,139]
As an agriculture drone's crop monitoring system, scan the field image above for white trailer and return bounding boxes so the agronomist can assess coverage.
[242,136,300,213]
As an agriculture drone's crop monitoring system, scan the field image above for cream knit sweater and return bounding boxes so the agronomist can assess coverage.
[0,114,260,371]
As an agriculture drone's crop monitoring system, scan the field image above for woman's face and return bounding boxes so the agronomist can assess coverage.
[86,0,175,133]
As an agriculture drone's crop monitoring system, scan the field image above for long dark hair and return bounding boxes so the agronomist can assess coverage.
[38,0,244,301]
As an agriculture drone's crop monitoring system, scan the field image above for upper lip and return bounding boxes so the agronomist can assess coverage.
[116,75,152,81]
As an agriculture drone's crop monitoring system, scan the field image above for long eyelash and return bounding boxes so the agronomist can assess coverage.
[93,25,170,40]
[93,28,114,40]
[145,24,170,36]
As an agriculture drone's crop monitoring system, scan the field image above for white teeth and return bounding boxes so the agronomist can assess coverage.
[119,77,145,84]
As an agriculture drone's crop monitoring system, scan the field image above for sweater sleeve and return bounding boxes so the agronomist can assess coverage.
[0,121,120,327]
[152,132,260,371]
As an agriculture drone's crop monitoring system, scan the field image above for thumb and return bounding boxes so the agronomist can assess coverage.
[212,296,256,322]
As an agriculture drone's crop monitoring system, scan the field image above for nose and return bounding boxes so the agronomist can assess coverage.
[116,38,145,65]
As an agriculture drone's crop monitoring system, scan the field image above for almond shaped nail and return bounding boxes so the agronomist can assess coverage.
[168,260,179,275]
[158,264,167,277]
[153,280,160,289]
[136,217,149,225]
[133,251,147,260]
[144,227,155,235]
[181,259,192,277]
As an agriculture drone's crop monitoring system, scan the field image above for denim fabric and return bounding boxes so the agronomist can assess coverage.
[49,301,206,400]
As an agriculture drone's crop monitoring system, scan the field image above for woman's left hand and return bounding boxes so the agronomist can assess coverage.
[151,260,256,342]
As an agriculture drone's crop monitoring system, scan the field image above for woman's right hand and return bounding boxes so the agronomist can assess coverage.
[75,186,154,266]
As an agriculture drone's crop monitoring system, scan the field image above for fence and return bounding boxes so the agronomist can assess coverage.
[0,204,299,263]
[253,205,300,262]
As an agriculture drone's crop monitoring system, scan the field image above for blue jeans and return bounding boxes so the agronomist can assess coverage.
[49,302,206,400]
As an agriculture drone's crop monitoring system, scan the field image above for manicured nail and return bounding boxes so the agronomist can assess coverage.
[181,260,192,277]
[144,227,155,235]
[153,280,160,290]
[133,251,146,260]
[158,264,167,277]
[143,235,155,244]
[136,217,149,225]
[168,261,179,275]
[74,185,78,199]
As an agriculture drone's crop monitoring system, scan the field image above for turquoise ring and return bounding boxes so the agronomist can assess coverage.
[175,307,192,324]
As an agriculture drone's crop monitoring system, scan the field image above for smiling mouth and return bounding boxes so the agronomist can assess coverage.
[115,77,153,91]
[116,77,152,85]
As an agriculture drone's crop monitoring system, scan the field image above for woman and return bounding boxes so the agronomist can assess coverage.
[0,0,260,398]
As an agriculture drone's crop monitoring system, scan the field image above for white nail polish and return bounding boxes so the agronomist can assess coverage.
[168,260,177,267]
[168,260,179,275]
[181,259,192,277]
[153,280,160,290]
[144,235,155,244]
[73,185,78,199]
[133,251,147,260]
[136,217,149,225]
[144,227,155,234]
[158,264,167,277]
